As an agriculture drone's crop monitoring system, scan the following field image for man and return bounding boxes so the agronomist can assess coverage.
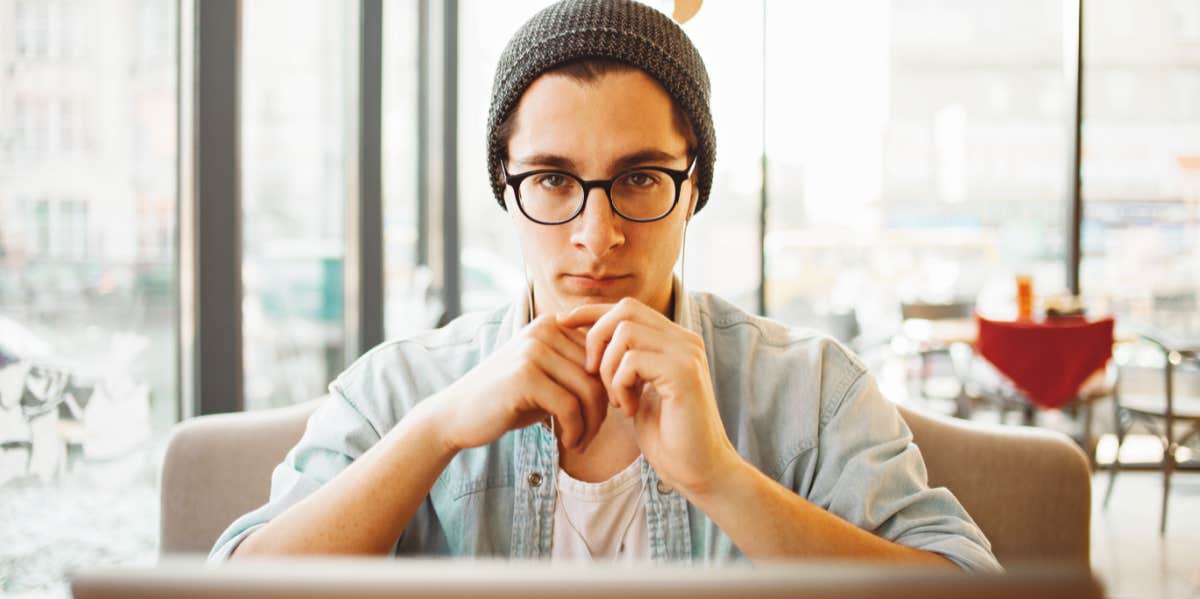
[212,0,999,570]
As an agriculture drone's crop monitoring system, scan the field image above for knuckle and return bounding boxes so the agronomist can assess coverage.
[614,320,630,339]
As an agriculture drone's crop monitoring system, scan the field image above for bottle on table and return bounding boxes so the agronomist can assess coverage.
[1016,274,1033,320]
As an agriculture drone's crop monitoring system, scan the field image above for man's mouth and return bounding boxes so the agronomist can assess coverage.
[562,273,631,290]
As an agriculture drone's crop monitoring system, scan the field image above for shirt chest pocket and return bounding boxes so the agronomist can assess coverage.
[435,474,515,556]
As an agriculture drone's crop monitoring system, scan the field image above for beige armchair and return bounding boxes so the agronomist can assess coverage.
[160,399,1091,567]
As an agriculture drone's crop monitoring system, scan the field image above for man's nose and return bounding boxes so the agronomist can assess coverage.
[571,186,625,258]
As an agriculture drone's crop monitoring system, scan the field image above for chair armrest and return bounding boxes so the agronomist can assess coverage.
[897,404,1091,567]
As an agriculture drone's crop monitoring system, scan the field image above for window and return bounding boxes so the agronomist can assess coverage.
[383,0,429,339]
[457,0,551,315]
[0,0,176,593]
[673,0,764,311]
[764,0,1068,340]
[1080,0,1200,334]
[0,0,177,450]
[241,0,350,410]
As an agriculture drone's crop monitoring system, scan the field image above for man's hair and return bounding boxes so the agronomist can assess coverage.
[493,57,699,176]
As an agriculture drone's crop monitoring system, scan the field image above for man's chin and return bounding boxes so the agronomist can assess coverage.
[551,284,637,312]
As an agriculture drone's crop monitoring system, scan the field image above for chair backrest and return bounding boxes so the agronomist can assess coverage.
[160,399,1091,567]
[159,398,320,554]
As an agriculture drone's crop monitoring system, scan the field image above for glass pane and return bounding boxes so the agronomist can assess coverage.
[765,0,1067,342]
[0,0,176,592]
[1080,0,1200,338]
[383,0,433,339]
[242,0,348,409]
[675,0,764,312]
[458,0,552,315]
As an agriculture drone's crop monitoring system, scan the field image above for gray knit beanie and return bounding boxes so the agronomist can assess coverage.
[486,0,716,215]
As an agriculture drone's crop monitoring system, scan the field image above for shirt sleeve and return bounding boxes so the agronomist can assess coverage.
[806,368,1003,573]
[207,384,384,562]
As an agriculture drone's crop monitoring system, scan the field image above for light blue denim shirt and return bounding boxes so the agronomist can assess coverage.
[210,277,1001,572]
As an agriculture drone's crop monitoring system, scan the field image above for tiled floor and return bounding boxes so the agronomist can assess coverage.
[1090,470,1200,599]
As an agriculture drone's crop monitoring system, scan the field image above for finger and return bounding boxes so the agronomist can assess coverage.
[560,325,588,349]
[598,320,666,397]
[611,350,652,418]
[527,315,587,367]
[620,381,646,419]
[556,304,614,330]
[528,372,586,450]
[530,340,607,449]
[584,300,671,373]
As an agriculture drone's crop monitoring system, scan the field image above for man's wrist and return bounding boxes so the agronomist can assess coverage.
[401,392,461,461]
[680,451,754,506]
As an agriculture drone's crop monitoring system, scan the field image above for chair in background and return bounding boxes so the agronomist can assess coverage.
[161,398,1092,566]
[898,301,976,416]
[1103,334,1200,534]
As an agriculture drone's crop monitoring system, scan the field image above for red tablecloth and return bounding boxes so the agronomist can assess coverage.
[975,314,1115,409]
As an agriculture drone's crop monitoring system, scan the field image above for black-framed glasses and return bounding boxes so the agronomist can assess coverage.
[501,156,697,225]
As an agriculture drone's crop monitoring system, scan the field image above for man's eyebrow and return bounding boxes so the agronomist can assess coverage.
[512,153,578,170]
[511,149,685,173]
[610,149,684,171]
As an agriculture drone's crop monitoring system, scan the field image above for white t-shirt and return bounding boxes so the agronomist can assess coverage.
[551,455,650,561]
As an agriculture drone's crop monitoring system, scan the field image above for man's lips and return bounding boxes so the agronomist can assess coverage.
[564,273,629,280]
[562,273,631,289]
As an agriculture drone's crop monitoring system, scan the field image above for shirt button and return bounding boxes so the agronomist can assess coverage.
[656,481,672,495]
[528,472,543,488]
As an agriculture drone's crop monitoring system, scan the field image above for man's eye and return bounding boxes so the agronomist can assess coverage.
[625,172,660,187]
[536,174,568,188]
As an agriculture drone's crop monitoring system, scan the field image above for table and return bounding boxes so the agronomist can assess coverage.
[975,315,1116,410]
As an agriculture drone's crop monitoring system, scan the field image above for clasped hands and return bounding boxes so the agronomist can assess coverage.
[435,296,742,498]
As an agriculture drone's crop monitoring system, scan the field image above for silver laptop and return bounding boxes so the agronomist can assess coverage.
[70,557,1102,599]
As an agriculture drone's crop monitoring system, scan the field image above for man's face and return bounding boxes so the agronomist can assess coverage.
[504,69,697,318]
